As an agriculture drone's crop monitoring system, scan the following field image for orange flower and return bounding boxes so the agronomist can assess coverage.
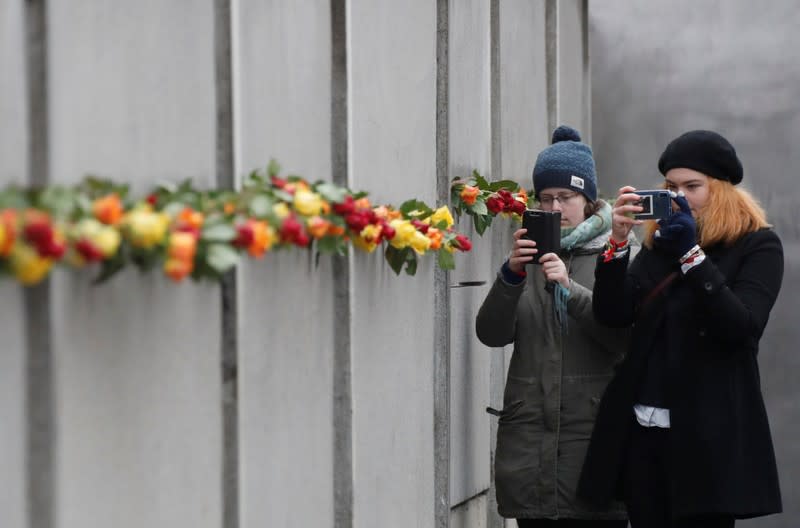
[167,231,198,262]
[93,194,124,225]
[163,258,193,282]
[326,223,346,237]
[223,202,236,215]
[307,216,331,239]
[0,209,18,256]
[248,220,276,258]
[426,227,443,250]
[460,185,480,206]
[515,187,529,205]
[354,197,371,210]
[177,207,204,230]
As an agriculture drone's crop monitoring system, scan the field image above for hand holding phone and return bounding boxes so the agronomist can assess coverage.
[522,210,561,264]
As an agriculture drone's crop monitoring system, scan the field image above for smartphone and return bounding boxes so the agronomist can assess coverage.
[522,210,561,264]
[633,190,672,220]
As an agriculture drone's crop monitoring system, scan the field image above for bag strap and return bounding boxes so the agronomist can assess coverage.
[640,271,679,309]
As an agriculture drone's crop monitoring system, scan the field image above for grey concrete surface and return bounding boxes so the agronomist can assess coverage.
[0,2,28,527]
[46,3,222,527]
[448,0,492,507]
[590,1,800,526]
[498,0,549,184]
[234,2,335,526]
[451,492,488,528]
[348,2,437,526]
[557,0,590,139]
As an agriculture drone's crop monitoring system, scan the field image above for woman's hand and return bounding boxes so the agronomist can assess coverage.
[538,253,569,288]
[611,185,644,243]
[508,228,538,273]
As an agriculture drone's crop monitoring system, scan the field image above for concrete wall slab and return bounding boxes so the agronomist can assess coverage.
[47,3,222,527]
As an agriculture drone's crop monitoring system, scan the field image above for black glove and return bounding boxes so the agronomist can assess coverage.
[653,192,697,259]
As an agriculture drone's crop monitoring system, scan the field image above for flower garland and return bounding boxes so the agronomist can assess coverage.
[0,163,529,286]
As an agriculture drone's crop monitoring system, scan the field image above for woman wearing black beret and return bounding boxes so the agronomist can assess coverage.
[577,130,784,527]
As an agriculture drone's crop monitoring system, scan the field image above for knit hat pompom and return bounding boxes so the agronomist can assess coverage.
[532,125,597,201]
[552,125,581,144]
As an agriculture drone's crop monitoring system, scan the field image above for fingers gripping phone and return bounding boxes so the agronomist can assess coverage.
[522,210,560,265]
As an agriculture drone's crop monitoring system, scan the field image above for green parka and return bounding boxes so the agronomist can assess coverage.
[476,232,632,520]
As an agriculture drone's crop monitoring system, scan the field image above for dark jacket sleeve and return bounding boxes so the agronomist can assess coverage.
[475,272,525,347]
[683,229,784,345]
[592,249,638,328]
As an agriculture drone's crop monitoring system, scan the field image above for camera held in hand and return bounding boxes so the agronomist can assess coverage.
[633,190,672,220]
[522,210,561,265]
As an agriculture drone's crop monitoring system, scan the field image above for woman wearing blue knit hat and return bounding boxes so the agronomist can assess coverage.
[476,125,632,527]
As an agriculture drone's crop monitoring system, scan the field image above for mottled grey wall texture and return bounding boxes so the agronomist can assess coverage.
[590,2,800,526]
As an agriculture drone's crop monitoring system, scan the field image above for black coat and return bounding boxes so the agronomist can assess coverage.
[577,228,784,519]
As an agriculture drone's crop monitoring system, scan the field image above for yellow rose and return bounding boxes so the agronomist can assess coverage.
[9,243,53,285]
[353,224,382,253]
[273,202,290,219]
[429,206,454,228]
[123,210,170,249]
[93,227,121,258]
[293,190,324,216]
[410,231,432,255]
[389,219,416,249]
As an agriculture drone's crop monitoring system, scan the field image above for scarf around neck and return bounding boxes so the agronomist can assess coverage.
[552,200,612,333]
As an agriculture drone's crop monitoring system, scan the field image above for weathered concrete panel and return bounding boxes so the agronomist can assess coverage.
[234,2,335,526]
[349,1,437,525]
[557,0,589,137]
[0,2,28,527]
[47,3,221,527]
[591,1,800,526]
[451,492,487,528]
[449,0,493,507]
[499,0,549,186]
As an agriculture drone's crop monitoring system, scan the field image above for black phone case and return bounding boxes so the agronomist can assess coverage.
[522,210,561,264]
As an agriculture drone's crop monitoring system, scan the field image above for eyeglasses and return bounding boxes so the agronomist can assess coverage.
[538,192,579,207]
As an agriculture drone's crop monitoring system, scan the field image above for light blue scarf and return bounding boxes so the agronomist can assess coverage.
[552,201,612,332]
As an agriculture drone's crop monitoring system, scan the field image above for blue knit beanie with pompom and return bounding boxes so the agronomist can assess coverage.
[532,125,597,201]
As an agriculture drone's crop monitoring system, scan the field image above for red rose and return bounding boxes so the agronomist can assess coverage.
[233,222,255,248]
[333,196,355,216]
[454,234,472,252]
[411,219,429,234]
[486,195,504,214]
[75,239,105,262]
[508,199,526,215]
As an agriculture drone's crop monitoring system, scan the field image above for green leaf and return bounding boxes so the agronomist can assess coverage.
[437,249,455,270]
[474,214,493,236]
[272,189,294,203]
[249,194,273,217]
[474,171,490,190]
[469,200,488,216]
[316,182,348,203]
[488,180,520,192]
[267,159,282,178]
[92,248,128,285]
[399,199,433,219]
[403,250,418,276]
[384,246,406,275]
[317,235,346,255]
[202,223,237,242]
[206,244,240,274]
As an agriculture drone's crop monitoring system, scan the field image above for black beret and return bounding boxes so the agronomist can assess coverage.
[658,130,743,185]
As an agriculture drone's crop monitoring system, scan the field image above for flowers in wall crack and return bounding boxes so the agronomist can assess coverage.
[0,161,473,286]
[450,170,531,233]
